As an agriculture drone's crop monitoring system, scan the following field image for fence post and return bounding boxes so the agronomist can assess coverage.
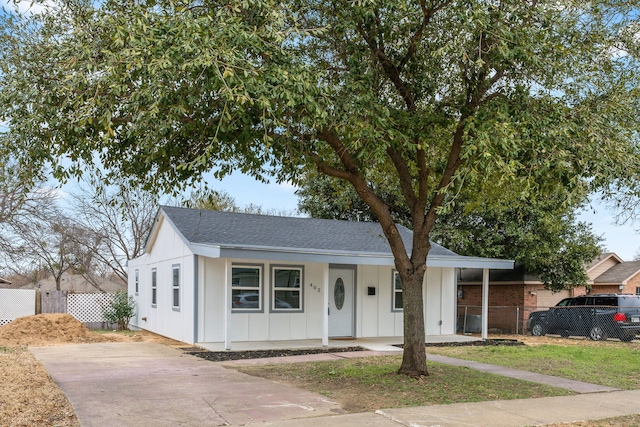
[516,306,520,335]
[463,306,468,334]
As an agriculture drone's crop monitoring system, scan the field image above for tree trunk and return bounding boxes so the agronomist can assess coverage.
[397,268,428,377]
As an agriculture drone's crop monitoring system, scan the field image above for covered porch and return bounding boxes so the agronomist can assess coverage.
[196,334,481,352]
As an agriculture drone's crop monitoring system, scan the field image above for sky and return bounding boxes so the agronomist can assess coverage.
[577,206,639,261]
[210,172,640,261]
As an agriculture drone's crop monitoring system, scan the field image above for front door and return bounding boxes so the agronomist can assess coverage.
[329,268,354,337]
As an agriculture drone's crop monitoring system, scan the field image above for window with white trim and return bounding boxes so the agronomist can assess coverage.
[636,287,640,296]
[134,269,139,295]
[272,266,303,311]
[232,265,262,311]
[392,271,403,311]
[151,268,157,306]
[172,264,180,309]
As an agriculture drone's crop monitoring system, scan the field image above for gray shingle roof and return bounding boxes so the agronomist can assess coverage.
[593,260,640,284]
[160,206,457,257]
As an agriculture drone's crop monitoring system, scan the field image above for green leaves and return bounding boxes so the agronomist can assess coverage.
[1,0,638,261]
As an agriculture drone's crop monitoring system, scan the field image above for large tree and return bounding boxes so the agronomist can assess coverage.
[297,172,603,290]
[1,0,639,377]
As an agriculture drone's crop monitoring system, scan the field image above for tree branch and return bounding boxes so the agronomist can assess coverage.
[316,128,411,265]
[386,146,418,210]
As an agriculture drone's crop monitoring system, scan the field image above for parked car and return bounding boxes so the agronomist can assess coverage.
[232,293,292,309]
[527,294,640,341]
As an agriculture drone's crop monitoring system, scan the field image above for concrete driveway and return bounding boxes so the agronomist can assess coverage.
[31,342,343,426]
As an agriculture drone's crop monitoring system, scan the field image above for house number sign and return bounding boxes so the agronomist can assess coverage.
[334,278,345,310]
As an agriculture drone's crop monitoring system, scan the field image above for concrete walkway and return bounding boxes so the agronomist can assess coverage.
[425,353,620,394]
[32,342,640,427]
[31,342,343,426]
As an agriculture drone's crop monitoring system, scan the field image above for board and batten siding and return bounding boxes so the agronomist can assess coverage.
[198,257,323,343]
[197,257,457,344]
[128,216,196,344]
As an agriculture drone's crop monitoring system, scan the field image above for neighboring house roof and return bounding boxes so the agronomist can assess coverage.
[459,253,640,288]
[147,206,513,269]
[585,252,621,270]
[592,260,640,285]
[20,273,125,293]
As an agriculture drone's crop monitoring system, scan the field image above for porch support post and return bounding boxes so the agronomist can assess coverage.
[481,268,489,340]
[224,260,232,350]
[322,265,329,347]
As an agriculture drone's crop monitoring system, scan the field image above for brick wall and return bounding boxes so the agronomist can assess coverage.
[629,273,640,295]
[590,285,620,294]
[458,284,530,333]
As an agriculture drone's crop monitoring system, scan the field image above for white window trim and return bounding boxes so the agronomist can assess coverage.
[271,265,304,312]
[392,270,403,312]
[231,264,264,312]
[172,264,180,311]
[151,268,157,308]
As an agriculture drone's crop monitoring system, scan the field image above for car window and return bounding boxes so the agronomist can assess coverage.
[556,299,571,307]
[620,297,640,308]
[569,298,586,306]
[594,297,616,306]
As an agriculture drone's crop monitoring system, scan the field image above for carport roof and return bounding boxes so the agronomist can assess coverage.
[148,206,513,269]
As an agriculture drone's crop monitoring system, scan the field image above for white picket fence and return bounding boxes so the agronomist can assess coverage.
[0,289,118,329]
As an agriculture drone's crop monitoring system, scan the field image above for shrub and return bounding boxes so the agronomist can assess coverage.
[103,290,136,331]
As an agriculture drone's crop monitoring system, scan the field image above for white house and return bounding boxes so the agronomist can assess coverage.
[128,206,513,348]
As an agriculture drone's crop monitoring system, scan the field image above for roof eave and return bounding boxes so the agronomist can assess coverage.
[428,256,514,270]
[190,244,514,269]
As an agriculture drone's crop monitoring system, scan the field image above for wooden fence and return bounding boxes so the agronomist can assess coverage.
[0,290,118,329]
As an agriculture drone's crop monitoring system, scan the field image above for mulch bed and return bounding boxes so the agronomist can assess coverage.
[186,346,365,361]
[425,338,524,347]
[186,339,524,362]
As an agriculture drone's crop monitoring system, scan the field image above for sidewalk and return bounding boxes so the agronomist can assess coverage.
[255,391,640,427]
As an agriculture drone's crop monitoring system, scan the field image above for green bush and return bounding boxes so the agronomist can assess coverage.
[103,290,136,331]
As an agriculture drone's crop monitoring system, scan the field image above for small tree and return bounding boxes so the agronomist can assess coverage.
[103,290,136,331]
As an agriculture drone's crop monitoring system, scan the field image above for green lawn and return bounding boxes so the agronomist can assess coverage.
[234,354,573,412]
[234,340,640,413]
[426,341,640,390]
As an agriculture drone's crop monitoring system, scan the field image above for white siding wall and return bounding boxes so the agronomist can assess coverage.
[355,265,403,338]
[128,219,196,344]
[424,267,457,335]
[199,258,327,343]
[197,260,457,343]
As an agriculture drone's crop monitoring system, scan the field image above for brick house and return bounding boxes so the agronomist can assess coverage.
[588,254,640,294]
[456,253,640,334]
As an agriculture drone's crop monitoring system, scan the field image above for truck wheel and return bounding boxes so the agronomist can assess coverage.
[531,323,545,336]
[589,326,606,341]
